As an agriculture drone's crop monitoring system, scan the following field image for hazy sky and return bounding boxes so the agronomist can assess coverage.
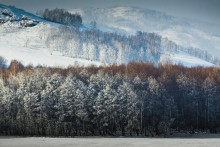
[0,0,220,24]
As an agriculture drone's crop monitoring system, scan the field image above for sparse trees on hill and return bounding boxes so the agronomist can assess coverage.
[45,26,220,66]
[46,28,163,65]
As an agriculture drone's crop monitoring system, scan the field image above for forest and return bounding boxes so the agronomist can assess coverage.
[0,60,220,137]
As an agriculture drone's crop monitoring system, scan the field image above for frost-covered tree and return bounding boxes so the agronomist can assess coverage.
[202,77,218,131]
[133,76,148,135]
[115,82,137,135]
[74,80,88,135]
[177,74,200,130]
[94,85,115,135]
[0,77,9,134]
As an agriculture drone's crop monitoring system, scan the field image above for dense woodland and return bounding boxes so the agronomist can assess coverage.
[0,60,220,137]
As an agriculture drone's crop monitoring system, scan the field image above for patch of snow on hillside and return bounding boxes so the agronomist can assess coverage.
[160,51,214,67]
[0,23,101,67]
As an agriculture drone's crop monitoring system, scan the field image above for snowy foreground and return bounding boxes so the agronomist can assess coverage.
[1,137,220,147]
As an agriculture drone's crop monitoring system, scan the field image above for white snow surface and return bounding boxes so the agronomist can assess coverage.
[0,23,101,67]
[1,137,220,147]
[160,51,215,67]
[171,54,214,67]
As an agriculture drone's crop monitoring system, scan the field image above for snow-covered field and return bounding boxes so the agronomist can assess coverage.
[0,137,220,147]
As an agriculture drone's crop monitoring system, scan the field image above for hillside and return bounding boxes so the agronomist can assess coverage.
[71,6,220,57]
[0,4,219,67]
[0,4,101,67]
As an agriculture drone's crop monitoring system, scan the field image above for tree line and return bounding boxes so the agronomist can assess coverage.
[0,61,220,137]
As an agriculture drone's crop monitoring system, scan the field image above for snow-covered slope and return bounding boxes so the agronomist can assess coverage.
[0,4,218,67]
[160,51,214,67]
[0,5,42,21]
[0,4,102,67]
[70,6,220,57]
